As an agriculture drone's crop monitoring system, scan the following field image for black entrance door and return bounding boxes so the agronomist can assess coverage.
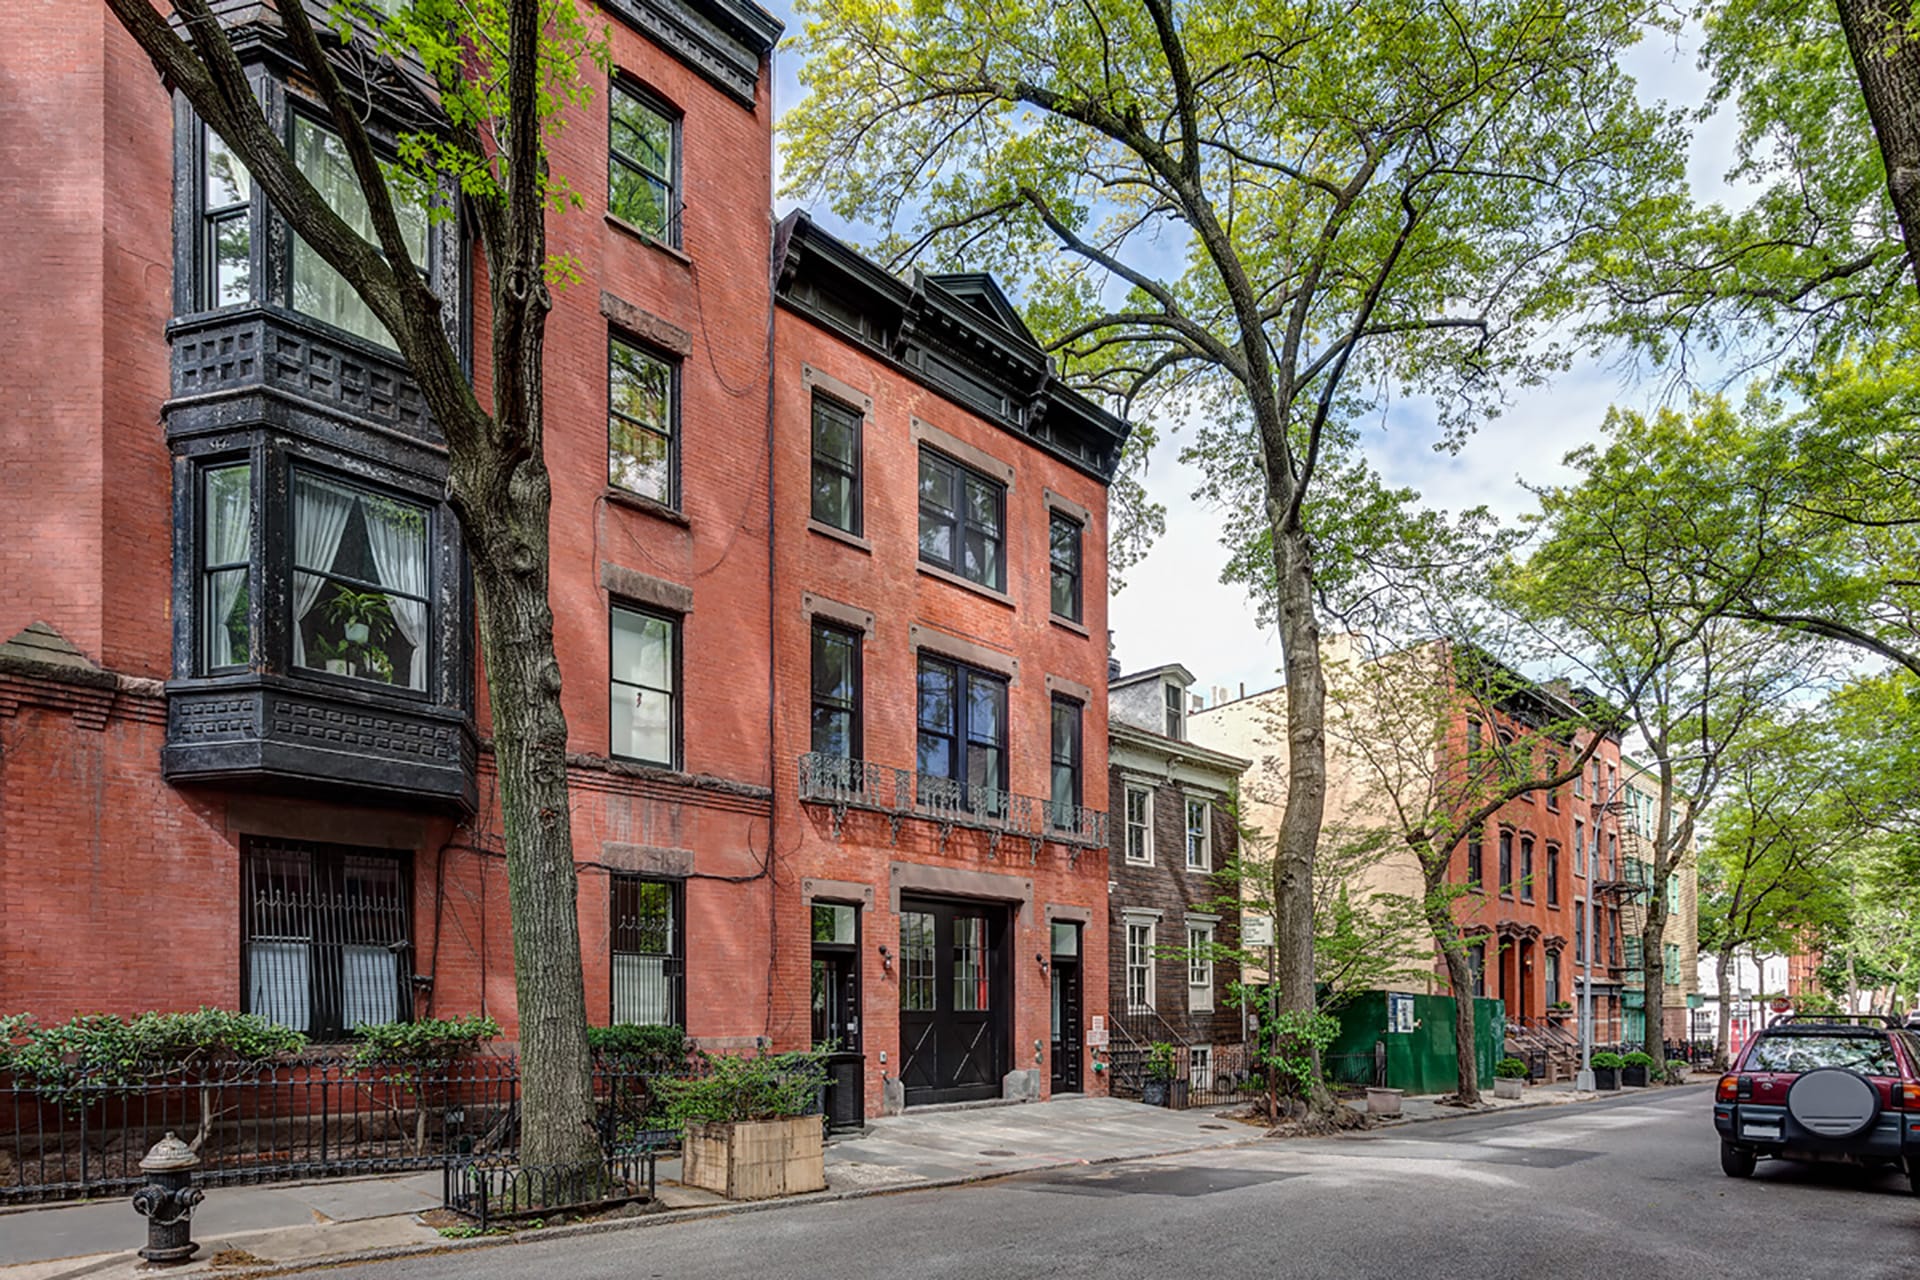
[1050,920,1082,1094]
[811,902,865,1131]
[899,897,1008,1105]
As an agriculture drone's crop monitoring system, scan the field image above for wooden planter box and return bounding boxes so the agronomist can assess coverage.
[682,1116,825,1200]
[1622,1065,1649,1087]
[1494,1077,1524,1100]
[1592,1067,1620,1091]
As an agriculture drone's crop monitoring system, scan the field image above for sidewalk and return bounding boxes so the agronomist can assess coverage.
[0,1098,1259,1278]
[1349,1073,1715,1125]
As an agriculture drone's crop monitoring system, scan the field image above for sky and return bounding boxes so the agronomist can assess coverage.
[762,9,1745,702]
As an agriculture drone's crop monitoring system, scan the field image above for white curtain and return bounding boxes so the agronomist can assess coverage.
[292,474,355,668]
[363,497,428,690]
[612,953,668,1025]
[342,945,400,1029]
[247,941,310,1033]
[205,466,252,667]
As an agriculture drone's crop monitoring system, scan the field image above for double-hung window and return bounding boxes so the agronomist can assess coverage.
[242,838,411,1039]
[609,334,677,507]
[810,395,862,534]
[1575,904,1587,963]
[1049,696,1082,829]
[810,621,861,759]
[1126,919,1156,1012]
[1546,844,1560,906]
[918,449,1005,591]
[1187,922,1215,1012]
[915,655,1008,811]
[1049,511,1082,621]
[611,604,678,767]
[611,875,683,1026]
[1519,835,1535,903]
[1165,683,1184,739]
[1124,785,1153,864]
[608,81,678,244]
[1545,951,1561,1005]
[1185,799,1211,871]
[1498,830,1514,896]
[1466,834,1484,888]
[200,463,253,672]
[1574,821,1587,876]
[290,470,431,691]
[202,127,251,308]
[288,115,429,348]
[1467,941,1486,998]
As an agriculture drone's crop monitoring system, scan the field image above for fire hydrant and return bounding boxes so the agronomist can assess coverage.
[131,1132,203,1264]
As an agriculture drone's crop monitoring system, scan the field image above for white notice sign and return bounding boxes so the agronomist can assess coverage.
[1242,914,1274,948]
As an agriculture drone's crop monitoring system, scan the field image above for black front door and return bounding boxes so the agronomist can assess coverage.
[1050,922,1082,1094]
[811,902,865,1131]
[899,897,1008,1105]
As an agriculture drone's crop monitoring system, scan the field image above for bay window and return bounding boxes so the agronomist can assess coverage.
[200,463,253,672]
[291,471,431,690]
[289,115,430,348]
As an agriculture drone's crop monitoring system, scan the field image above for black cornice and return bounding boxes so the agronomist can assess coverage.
[773,213,1132,485]
[599,0,782,109]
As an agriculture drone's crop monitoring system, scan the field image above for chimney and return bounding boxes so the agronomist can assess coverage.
[1108,657,1121,681]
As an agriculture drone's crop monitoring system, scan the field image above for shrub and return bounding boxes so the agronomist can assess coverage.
[1146,1042,1180,1081]
[1590,1052,1625,1069]
[654,1050,827,1125]
[351,1015,499,1068]
[587,1023,688,1067]
[1621,1052,1655,1068]
[1495,1057,1530,1080]
[1,1009,305,1097]
[1663,1059,1691,1084]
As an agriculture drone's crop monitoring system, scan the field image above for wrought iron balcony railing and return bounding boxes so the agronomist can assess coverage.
[796,752,1107,857]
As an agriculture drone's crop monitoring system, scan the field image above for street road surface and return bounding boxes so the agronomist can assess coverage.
[330,1087,1920,1279]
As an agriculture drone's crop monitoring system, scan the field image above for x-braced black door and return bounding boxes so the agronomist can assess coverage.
[899,898,1007,1105]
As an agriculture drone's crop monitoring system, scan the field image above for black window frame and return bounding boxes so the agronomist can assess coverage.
[197,459,255,675]
[1048,694,1083,829]
[917,447,1006,592]
[1048,510,1083,623]
[1498,829,1514,897]
[608,331,680,510]
[915,654,1009,810]
[199,122,253,310]
[610,874,685,1027]
[809,393,863,536]
[241,837,414,1042]
[1576,902,1587,963]
[1466,832,1484,889]
[609,602,681,769]
[1546,842,1561,906]
[809,619,863,760]
[607,77,681,246]
[1519,834,1535,903]
[1467,941,1486,998]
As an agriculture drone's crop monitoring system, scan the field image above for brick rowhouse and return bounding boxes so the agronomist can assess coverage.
[0,0,1130,1122]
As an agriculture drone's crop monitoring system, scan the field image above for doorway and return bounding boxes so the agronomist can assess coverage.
[898,897,1009,1106]
[811,901,864,1130]
[1050,920,1082,1094]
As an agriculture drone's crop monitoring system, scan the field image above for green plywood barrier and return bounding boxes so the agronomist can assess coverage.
[1327,991,1503,1095]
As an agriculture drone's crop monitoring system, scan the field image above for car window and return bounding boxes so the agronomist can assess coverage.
[1747,1034,1896,1075]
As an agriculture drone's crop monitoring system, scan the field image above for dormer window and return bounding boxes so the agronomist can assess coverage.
[1164,682,1184,740]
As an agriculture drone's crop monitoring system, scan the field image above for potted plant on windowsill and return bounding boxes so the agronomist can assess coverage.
[1546,1001,1573,1022]
[325,586,394,648]
[1620,1051,1654,1087]
[1141,1041,1179,1108]
[1493,1057,1529,1100]
[659,1050,829,1200]
[313,635,352,677]
[1590,1052,1624,1091]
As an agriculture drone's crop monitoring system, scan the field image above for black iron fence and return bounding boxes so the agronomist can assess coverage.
[1323,1044,1387,1091]
[1,1053,681,1205]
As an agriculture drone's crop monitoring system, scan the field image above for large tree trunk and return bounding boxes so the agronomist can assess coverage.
[1836,0,1920,294]
[1714,946,1735,1071]
[1431,904,1482,1105]
[1639,897,1667,1060]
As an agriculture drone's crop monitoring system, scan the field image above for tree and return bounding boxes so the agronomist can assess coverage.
[101,0,606,1176]
[783,0,1680,1114]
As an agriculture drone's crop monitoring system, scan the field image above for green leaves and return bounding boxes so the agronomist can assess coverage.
[351,1014,501,1067]
[651,1050,829,1125]
[0,1008,306,1102]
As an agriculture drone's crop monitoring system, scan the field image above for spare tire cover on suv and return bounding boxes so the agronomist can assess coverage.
[1785,1067,1879,1138]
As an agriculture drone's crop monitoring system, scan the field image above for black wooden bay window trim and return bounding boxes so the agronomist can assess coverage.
[1049,510,1082,623]
[611,875,684,1027]
[197,459,255,675]
[199,122,254,310]
[916,654,1009,812]
[918,447,1006,592]
[608,78,681,246]
[810,619,862,760]
[610,603,680,769]
[810,393,863,535]
[242,837,414,1042]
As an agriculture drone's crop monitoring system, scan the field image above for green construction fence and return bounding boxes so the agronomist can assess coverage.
[1326,991,1504,1095]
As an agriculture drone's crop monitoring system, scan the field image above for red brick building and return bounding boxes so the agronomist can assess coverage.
[0,2,1127,1122]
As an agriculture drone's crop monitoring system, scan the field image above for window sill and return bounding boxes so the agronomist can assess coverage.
[606,487,690,527]
[605,212,691,266]
[917,560,1014,609]
[808,518,872,553]
[1124,856,1154,868]
[1050,612,1091,637]
[1185,862,1210,875]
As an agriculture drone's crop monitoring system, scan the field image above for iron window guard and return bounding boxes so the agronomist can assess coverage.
[797,752,1107,857]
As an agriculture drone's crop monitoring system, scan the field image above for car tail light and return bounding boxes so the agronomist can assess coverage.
[1736,1075,1754,1100]
[1717,1074,1739,1102]
[1900,1082,1920,1110]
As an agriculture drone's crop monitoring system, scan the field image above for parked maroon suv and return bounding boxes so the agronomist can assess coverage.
[1715,1015,1920,1191]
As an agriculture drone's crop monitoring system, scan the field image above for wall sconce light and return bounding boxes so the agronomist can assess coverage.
[878,944,893,973]
[1036,952,1049,975]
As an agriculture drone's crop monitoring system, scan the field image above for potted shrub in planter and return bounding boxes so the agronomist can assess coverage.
[1141,1042,1177,1108]
[1493,1057,1529,1100]
[1546,1001,1573,1023]
[1663,1058,1691,1086]
[1590,1052,1624,1091]
[658,1050,828,1200]
[1620,1051,1654,1087]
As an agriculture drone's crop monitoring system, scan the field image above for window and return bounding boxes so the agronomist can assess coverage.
[608,81,677,243]
[1664,942,1680,981]
[609,335,677,506]
[202,126,251,308]
[1574,821,1587,877]
[1189,1045,1213,1090]
[1575,903,1586,963]
[1498,830,1514,896]
[1573,758,1585,799]
[1049,511,1082,621]
[1467,718,1482,759]
[901,910,936,1012]
[1466,833,1483,888]
[611,604,677,766]
[916,656,1008,811]
[1126,919,1156,1012]
[1124,785,1154,863]
[1185,799,1211,871]
[243,839,411,1040]
[1545,951,1561,1006]
[918,449,1005,590]
[291,470,430,690]
[1188,922,1215,1012]
[1519,835,1535,902]
[810,395,862,534]
[1667,873,1681,913]
[1546,756,1560,810]
[1165,683,1185,740]
[289,115,429,348]
[1546,844,1560,906]
[810,621,861,759]
[1606,832,1618,879]
[200,463,253,672]
[611,876,683,1026]
[1747,1034,1897,1075]
[1049,696,1082,829]
[1467,941,1486,998]
[1624,935,1644,971]
[953,914,988,1012]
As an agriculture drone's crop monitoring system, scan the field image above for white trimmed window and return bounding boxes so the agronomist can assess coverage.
[1189,1045,1213,1090]
[1126,919,1156,1012]
[1187,921,1215,1012]
[1125,785,1154,864]
[1185,798,1210,871]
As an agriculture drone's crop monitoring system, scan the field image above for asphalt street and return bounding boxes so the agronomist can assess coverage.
[327,1086,1920,1280]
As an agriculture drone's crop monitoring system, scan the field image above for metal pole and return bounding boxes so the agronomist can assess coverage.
[1577,883,1595,1090]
